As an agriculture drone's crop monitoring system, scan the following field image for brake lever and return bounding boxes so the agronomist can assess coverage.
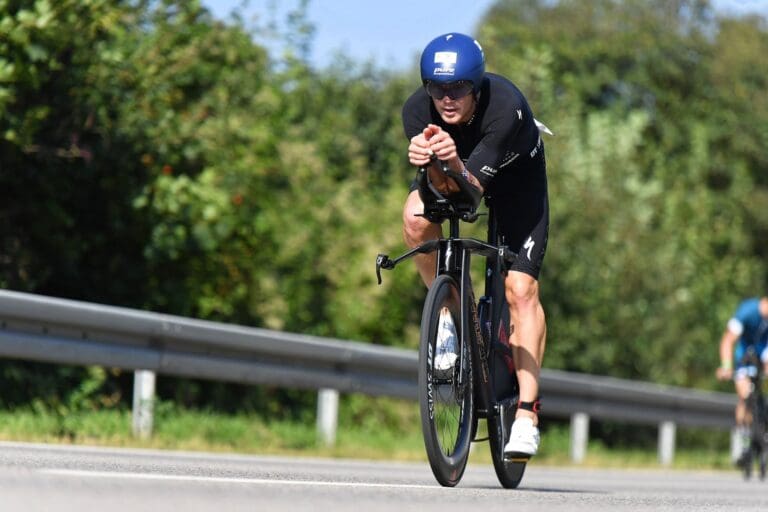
[375,254,394,285]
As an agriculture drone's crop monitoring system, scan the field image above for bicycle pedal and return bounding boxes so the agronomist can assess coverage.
[504,452,531,463]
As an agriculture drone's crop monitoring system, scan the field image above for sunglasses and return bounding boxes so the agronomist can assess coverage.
[424,81,474,100]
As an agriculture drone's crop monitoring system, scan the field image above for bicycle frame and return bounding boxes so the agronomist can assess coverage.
[376,160,526,487]
[375,185,517,419]
[741,347,766,421]
[439,213,509,420]
[478,203,519,413]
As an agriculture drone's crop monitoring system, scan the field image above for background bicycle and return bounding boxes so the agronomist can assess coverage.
[737,346,768,480]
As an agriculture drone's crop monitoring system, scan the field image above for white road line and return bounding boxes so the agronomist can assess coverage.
[40,468,439,490]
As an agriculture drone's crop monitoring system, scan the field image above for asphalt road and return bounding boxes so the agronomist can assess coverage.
[1,441,766,511]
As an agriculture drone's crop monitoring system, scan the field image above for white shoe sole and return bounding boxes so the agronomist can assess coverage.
[504,442,538,457]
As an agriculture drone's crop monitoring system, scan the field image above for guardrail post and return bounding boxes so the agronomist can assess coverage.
[658,420,676,466]
[317,388,339,447]
[132,370,155,439]
[570,412,589,463]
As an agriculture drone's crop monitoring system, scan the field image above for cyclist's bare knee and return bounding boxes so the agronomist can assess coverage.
[504,271,540,311]
[402,191,439,248]
[735,377,752,400]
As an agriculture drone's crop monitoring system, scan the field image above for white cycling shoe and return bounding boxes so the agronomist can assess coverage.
[434,307,458,372]
[504,417,540,456]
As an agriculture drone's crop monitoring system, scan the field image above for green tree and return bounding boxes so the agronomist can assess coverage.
[0,0,150,302]
[2,0,768,417]
[478,0,767,386]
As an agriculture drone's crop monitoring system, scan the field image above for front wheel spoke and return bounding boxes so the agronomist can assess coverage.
[434,388,461,454]
[442,415,459,452]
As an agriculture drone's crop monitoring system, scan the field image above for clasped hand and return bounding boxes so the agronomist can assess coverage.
[408,124,461,194]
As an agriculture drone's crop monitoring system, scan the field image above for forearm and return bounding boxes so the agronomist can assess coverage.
[719,332,736,367]
[447,156,484,194]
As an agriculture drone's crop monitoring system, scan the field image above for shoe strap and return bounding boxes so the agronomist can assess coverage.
[518,399,541,413]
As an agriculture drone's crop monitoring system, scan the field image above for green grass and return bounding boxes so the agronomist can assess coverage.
[0,398,735,472]
[0,398,426,459]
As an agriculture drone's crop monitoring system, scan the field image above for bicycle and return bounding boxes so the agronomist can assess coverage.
[376,157,530,488]
[737,346,768,480]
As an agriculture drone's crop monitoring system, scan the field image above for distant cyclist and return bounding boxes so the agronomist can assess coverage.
[400,32,551,457]
[715,296,768,462]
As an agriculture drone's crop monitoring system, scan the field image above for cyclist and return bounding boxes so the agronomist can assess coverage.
[401,32,550,457]
[715,296,768,463]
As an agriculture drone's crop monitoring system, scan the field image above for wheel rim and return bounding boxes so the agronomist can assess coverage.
[429,303,469,457]
[419,275,473,485]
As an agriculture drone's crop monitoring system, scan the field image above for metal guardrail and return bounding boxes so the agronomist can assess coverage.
[541,368,734,428]
[0,289,417,399]
[0,289,737,462]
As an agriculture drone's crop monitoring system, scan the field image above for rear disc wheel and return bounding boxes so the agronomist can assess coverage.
[488,401,527,489]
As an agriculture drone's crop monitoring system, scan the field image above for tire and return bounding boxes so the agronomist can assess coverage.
[743,396,768,481]
[743,451,753,481]
[487,306,526,489]
[418,274,474,487]
[488,409,527,489]
[754,401,768,481]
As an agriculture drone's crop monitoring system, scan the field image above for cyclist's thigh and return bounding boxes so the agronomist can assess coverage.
[487,150,549,280]
[403,189,430,226]
[403,189,425,219]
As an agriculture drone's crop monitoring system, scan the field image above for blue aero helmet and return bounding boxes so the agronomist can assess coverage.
[420,33,485,94]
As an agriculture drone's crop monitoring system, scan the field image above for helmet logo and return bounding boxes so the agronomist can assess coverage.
[433,51,457,77]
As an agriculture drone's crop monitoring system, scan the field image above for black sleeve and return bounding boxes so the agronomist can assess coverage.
[465,85,536,190]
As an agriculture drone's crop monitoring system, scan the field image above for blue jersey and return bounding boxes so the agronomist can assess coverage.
[730,298,768,370]
[729,298,768,346]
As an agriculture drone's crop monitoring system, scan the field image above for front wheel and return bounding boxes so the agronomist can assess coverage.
[418,274,474,487]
